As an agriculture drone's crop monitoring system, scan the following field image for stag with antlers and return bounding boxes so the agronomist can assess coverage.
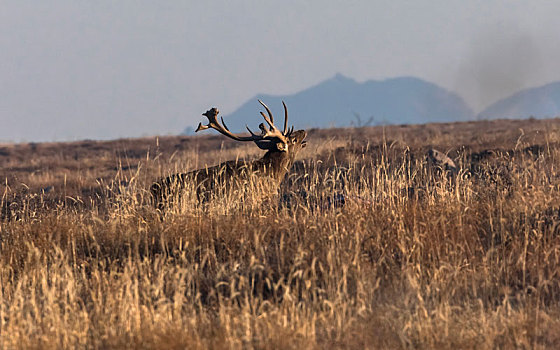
[151,100,307,209]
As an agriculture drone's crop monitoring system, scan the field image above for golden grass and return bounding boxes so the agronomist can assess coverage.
[1,118,560,349]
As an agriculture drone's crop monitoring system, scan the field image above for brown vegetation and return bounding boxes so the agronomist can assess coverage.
[1,118,560,349]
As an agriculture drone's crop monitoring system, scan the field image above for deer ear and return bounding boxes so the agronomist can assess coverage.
[276,142,288,151]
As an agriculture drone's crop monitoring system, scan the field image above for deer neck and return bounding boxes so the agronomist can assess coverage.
[256,150,294,183]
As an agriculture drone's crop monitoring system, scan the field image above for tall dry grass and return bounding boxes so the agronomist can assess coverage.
[1,119,560,349]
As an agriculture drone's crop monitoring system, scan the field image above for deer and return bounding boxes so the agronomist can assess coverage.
[151,100,307,210]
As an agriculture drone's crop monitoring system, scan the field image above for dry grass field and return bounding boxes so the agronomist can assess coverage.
[1,118,560,349]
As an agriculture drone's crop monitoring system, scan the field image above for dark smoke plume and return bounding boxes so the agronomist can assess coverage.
[456,24,542,113]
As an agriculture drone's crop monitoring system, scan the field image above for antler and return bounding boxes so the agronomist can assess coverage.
[253,100,291,136]
[282,101,289,135]
[196,101,293,150]
[244,100,286,140]
[196,107,255,142]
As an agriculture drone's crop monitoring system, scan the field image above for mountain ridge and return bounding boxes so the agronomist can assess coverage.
[184,74,474,134]
[478,81,560,120]
[184,76,560,135]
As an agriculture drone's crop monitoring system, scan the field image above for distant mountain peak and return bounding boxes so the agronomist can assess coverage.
[331,73,355,82]
[478,81,560,120]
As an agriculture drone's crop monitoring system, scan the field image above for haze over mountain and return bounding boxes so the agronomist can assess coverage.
[185,74,474,134]
[478,82,560,120]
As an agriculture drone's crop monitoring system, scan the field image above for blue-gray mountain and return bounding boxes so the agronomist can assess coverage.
[478,82,560,120]
[184,74,474,134]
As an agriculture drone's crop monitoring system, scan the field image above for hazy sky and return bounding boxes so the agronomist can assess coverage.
[1,0,559,142]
